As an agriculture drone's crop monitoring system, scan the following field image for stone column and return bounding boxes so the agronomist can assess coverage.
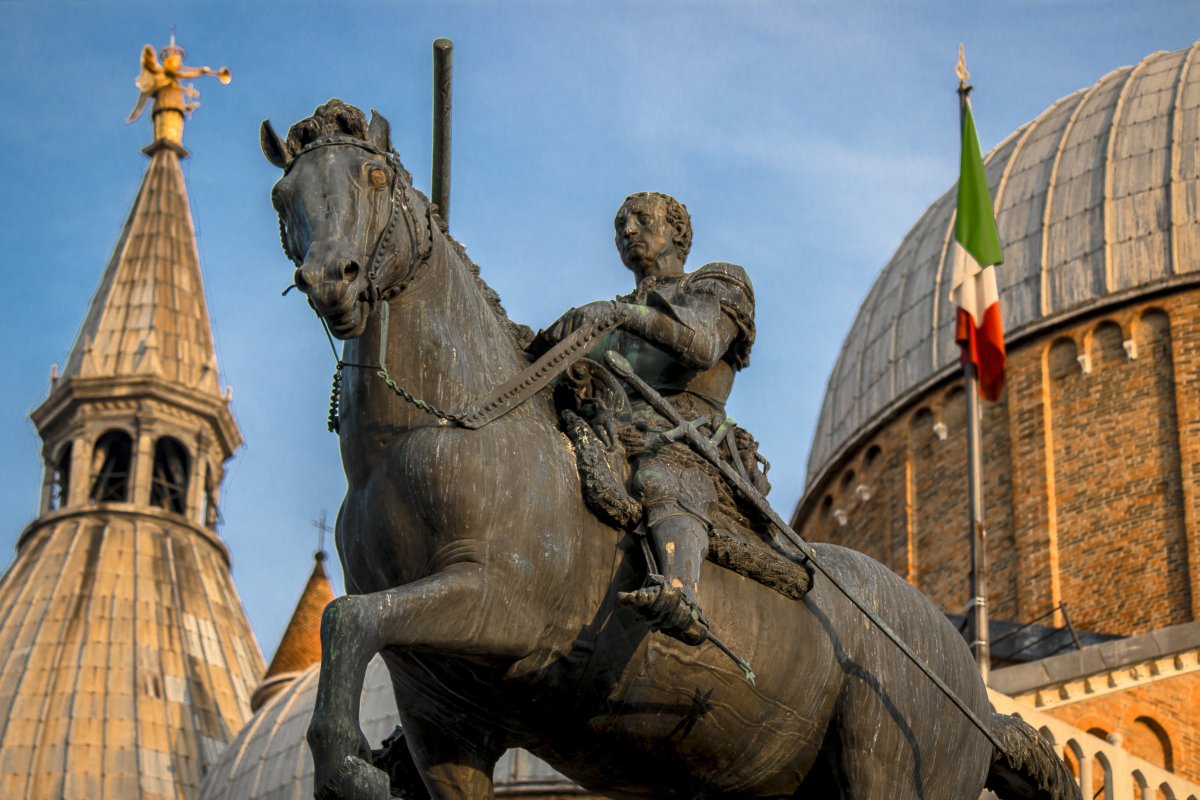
[132,426,155,507]
[186,433,207,523]
[1005,340,1062,624]
[1165,292,1200,621]
[68,430,92,507]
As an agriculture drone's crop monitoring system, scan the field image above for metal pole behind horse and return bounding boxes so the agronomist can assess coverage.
[957,50,991,683]
[432,38,453,225]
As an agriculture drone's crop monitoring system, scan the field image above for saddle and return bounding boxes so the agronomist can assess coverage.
[557,360,811,602]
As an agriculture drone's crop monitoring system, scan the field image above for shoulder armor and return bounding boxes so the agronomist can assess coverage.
[683,262,755,370]
[688,262,754,303]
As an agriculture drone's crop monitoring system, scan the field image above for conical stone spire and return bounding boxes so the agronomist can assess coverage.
[250,551,336,712]
[0,40,262,799]
[62,143,221,393]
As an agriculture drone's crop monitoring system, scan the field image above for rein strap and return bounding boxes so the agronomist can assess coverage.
[461,313,621,429]
[368,302,621,430]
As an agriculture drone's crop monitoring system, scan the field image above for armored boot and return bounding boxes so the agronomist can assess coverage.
[619,514,710,646]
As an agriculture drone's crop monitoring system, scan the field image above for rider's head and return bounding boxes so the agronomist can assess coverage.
[615,192,691,280]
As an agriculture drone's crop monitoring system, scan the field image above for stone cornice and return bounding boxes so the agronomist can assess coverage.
[16,504,232,567]
[31,374,241,459]
[991,621,1200,709]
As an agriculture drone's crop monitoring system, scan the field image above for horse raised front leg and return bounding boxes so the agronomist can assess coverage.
[309,566,539,800]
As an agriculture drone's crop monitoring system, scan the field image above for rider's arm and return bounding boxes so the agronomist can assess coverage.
[617,295,740,371]
[618,263,755,370]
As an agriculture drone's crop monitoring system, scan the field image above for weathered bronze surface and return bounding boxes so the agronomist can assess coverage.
[263,99,1078,800]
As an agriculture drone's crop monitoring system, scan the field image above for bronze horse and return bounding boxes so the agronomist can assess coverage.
[261,100,1078,800]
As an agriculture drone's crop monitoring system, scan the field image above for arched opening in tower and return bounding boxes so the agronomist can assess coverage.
[50,442,72,510]
[150,437,190,515]
[90,430,133,503]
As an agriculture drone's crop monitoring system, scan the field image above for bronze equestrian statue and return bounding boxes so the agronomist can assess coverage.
[261,99,1078,800]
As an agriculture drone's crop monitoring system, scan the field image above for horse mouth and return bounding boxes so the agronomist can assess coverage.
[326,305,367,339]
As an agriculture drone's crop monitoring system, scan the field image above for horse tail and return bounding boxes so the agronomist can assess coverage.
[985,712,1081,800]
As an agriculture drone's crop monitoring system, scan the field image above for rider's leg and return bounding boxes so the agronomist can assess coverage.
[618,456,718,645]
[649,510,709,607]
[619,499,712,645]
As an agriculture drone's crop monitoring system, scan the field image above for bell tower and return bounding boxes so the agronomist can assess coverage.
[0,40,263,799]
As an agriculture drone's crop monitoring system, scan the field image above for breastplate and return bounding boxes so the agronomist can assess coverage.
[589,329,735,409]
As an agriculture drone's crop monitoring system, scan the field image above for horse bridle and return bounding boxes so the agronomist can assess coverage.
[278,135,434,305]
[279,135,622,435]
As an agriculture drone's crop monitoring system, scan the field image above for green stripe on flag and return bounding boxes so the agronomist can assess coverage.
[955,104,1003,268]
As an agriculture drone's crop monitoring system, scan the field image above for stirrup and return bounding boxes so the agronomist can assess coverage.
[618,577,710,646]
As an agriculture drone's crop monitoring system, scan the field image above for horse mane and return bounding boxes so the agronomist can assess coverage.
[420,187,534,349]
[287,99,534,350]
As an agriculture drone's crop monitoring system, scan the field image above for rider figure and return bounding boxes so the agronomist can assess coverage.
[536,192,755,646]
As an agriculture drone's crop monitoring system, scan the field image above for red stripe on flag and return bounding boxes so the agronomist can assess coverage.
[955,303,1006,401]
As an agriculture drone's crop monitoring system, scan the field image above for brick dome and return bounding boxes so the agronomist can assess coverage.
[807,41,1200,487]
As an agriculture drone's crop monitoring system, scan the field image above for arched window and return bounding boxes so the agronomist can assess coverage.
[49,443,72,510]
[90,430,133,503]
[150,437,190,515]
[1048,337,1079,380]
[864,444,882,469]
[1133,715,1174,772]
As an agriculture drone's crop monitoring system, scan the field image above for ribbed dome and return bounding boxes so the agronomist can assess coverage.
[806,41,1200,485]
[199,658,584,800]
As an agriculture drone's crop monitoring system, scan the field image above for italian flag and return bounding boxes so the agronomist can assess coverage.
[949,96,1006,401]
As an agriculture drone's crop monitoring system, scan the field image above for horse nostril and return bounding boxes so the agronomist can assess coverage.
[342,261,361,282]
[294,268,311,293]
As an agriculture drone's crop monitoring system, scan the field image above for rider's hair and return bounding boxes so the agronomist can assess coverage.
[617,192,692,262]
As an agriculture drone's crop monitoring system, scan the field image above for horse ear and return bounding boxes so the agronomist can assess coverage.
[368,109,392,153]
[260,120,290,169]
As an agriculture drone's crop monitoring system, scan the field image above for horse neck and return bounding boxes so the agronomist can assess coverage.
[343,236,527,428]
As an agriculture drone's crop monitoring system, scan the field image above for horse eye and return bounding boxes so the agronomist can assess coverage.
[369,168,388,188]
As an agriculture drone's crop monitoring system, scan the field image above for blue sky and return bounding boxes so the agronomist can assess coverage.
[1,1,1196,655]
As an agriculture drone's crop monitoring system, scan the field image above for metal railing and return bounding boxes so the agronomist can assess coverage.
[988,691,1200,800]
[988,602,1083,658]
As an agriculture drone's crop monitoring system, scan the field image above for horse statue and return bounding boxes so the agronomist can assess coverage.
[261,99,1078,800]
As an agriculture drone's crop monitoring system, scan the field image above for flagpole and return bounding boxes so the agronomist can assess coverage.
[957,49,990,682]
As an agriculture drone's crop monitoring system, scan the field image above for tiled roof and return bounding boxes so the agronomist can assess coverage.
[62,143,221,395]
[0,125,260,799]
[0,512,264,798]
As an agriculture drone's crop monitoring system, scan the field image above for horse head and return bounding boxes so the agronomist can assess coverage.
[262,99,433,339]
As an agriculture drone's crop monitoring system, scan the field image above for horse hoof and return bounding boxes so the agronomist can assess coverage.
[315,755,392,800]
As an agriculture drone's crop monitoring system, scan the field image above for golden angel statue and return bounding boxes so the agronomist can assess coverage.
[127,37,231,144]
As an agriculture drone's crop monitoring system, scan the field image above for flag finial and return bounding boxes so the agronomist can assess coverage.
[955,44,970,88]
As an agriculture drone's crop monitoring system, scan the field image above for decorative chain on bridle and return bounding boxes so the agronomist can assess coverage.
[276,135,447,431]
[279,135,622,434]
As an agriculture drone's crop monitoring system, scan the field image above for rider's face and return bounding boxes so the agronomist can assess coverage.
[615,198,679,277]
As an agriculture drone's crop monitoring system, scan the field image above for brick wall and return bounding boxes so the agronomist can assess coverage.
[799,292,1199,637]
